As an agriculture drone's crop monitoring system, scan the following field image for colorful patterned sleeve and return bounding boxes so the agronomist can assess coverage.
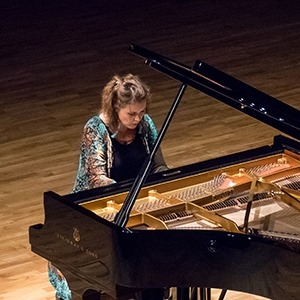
[72,116,116,192]
[83,124,116,188]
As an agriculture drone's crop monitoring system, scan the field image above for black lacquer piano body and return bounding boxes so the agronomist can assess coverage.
[29,45,300,300]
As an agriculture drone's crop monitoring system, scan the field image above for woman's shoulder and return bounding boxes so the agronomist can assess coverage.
[139,114,158,139]
[84,115,108,134]
[143,113,155,125]
[143,114,156,129]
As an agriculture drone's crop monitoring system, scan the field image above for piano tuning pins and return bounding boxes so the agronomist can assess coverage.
[167,173,234,202]
[203,173,227,192]
[95,211,117,221]
[93,202,118,221]
[272,172,300,191]
[133,197,169,213]
[242,158,289,176]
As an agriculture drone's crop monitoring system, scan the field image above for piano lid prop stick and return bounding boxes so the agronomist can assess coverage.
[243,176,258,232]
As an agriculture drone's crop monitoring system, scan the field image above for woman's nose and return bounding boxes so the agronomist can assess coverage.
[134,113,143,121]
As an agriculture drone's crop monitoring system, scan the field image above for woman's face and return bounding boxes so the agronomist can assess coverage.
[118,100,146,130]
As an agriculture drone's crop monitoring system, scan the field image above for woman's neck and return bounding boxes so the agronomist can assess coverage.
[114,124,136,144]
[114,128,136,145]
[100,113,137,144]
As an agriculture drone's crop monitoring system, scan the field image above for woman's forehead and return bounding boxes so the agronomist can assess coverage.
[124,100,146,112]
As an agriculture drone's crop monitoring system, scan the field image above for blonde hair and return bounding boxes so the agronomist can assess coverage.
[100,73,151,130]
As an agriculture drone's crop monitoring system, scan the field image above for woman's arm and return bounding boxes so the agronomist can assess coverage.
[83,125,116,188]
[72,118,116,192]
[152,147,169,173]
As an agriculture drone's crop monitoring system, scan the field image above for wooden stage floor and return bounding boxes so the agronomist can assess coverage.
[0,1,299,299]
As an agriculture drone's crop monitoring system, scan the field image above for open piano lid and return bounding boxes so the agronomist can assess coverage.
[29,45,300,300]
[129,44,300,141]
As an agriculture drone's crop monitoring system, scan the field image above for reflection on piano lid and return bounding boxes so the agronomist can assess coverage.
[29,45,300,300]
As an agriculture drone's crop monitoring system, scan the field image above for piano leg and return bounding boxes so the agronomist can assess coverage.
[173,287,210,300]
[217,289,227,300]
[175,287,189,300]
[190,288,197,300]
[199,288,211,300]
[175,287,213,300]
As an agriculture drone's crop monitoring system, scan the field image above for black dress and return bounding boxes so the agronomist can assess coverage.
[110,134,148,182]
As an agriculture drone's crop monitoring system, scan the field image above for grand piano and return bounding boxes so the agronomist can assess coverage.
[29,44,300,300]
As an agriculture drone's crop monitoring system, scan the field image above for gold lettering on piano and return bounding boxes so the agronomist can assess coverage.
[73,227,80,242]
[56,233,98,259]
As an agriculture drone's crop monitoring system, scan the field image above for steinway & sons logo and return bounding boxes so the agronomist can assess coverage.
[56,227,98,259]
[73,227,80,242]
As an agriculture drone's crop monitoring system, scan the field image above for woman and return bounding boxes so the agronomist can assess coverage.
[72,73,168,193]
[49,74,168,300]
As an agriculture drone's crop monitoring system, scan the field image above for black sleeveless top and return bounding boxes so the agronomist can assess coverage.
[110,134,148,182]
